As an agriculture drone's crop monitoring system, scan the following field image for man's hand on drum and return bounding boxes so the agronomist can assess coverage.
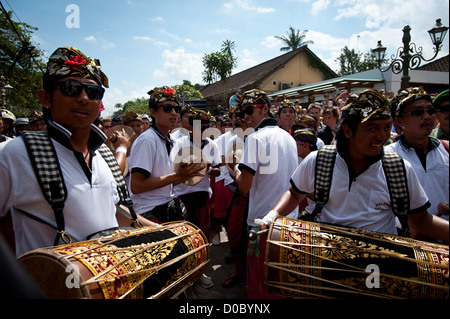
[255,210,279,231]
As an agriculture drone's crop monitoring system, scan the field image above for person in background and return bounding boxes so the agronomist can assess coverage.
[386,87,449,224]
[430,89,449,141]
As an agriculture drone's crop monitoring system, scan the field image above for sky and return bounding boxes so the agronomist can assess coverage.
[4,0,450,116]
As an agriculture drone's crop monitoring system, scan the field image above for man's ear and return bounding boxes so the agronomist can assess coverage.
[342,123,353,139]
[38,89,51,110]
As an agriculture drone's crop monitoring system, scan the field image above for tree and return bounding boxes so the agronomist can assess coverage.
[1,9,46,116]
[111,81,203,119]
[275,26,314,52]
[335,46,380,76]
[202,40,237,84]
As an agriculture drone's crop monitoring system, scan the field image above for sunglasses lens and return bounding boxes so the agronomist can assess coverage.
[85,85,105,100]
[59,80,82,97]
[410,108,437,116]
[161,104,181,113]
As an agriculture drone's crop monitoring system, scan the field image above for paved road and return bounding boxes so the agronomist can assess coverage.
[185,226,247,299]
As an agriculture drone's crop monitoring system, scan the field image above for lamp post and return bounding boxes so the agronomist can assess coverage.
[1,75,13,108]
[372,19,449,90]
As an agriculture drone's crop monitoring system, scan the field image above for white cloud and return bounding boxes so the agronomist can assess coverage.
[153,48,204,84]
[132,36,170,47]
[222,0,275,14]
[311,0,330,15]
[152,16,164,22]
[84,35,97,43]
[260,35,283,49]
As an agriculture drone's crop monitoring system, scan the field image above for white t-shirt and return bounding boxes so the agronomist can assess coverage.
[290,149,430,235]
[0,122,119,256]
[170,135,221,197]
[239,118,299,227]
[385,137,449,219]
[128,127,174,214]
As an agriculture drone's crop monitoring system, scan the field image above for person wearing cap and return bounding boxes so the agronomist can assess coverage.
[28,111,46,131]
[0,46,155,256]
[229,89,299,298]
[277,99,296,132]
[13,117,29,136]
[1,109,16,138]
[291,128,318,213]
[128,86,204,224]
[141,114,151,132]
[122,110,143,137]
[260,89,448,243]
[430,89,449,141]
[0,116,13,146]
[386,87,449,222]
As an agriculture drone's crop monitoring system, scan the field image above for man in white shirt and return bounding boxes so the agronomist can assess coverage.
[0,46,154,256]
[260,89,448,243]
[386,87,449,223]
[230,89,299,299]
[128,86,204,223]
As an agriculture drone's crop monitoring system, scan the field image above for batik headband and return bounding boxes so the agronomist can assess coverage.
[278,99,296,112]
[189,107,213,122]
[391,87,432,117]
[341,89,390,123]
[147,86,178,104]
[240,89,270,106]
[122,110,142,124]
[46,46,109,88]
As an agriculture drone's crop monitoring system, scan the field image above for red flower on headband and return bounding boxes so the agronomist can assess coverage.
[164,87,175,95]
[65,55,87,66]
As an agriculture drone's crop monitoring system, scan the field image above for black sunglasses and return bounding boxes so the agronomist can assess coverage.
[406,107,437,117]
[57,79,105,100]
[239,104,264,118]
[159,104,181,113]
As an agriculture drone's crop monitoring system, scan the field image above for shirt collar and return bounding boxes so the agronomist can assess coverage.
[151,126,173,154]
[255,117,277,131]
[399,134,440,151]
[46,119,106,152]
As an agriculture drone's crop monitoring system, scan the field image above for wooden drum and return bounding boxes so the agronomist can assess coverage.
[19,221,209,299]
[265,216,449,299]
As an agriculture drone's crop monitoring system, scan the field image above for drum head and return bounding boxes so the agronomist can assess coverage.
[173,146,207,186]
[19,249,92,299]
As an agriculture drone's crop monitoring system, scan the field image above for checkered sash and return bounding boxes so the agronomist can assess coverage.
[382,151,410,229]
[312,145,337,221]
[21,131,68,245]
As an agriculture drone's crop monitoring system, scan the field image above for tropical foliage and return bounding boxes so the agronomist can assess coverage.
[275,26,314,52]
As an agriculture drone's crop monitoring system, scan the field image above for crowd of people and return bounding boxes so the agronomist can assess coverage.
[0,46,449,299]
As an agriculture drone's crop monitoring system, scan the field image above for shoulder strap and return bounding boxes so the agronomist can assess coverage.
[312,145,337,222]
[20,131,70,245]
[97,144,141,226]
[382,151,410,231]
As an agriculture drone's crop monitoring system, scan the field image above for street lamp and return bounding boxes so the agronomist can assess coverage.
[372,19,449,90]
[1,75,13,108]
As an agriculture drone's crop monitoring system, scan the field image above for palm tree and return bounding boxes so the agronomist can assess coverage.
[275,26,314,52]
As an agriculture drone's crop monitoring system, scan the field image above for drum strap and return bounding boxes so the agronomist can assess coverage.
[20,131,141,246]
[311,145,410,232]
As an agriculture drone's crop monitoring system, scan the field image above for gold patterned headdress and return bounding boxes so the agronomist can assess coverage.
[390,87,432,117]
[341,89,390,123]
[46,46,109,87]
[147,86,178,104]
